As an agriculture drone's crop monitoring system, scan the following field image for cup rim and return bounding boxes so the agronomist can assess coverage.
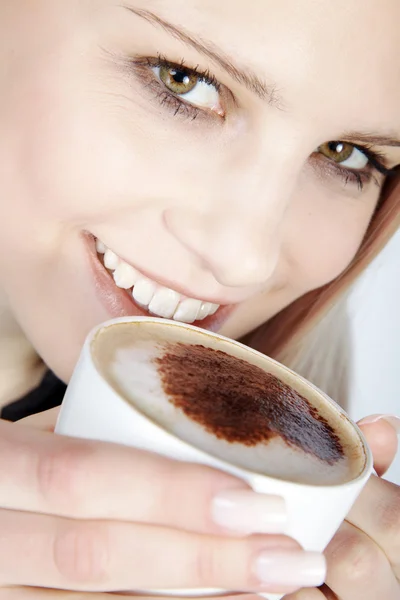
[85,315,374,489]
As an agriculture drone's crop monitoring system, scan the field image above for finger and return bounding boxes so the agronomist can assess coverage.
[357,417,398,476]
[0,590,258,600]
[0,508,314,595]
[18,407,61,432]
[0,589,134,599]
[346,474,400,576]
[0,419,287,536]
[0,592,257,600]
[324,521,399,600]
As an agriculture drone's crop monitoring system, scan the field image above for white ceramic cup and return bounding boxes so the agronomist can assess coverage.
[55,317,373,600]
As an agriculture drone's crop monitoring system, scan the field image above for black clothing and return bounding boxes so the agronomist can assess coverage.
[1,371,66,422]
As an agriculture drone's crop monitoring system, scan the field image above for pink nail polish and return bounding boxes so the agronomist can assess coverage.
[254,550,326,589]
[358,414,400,433]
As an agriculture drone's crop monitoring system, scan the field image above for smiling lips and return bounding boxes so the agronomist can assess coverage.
[96,239,220,324]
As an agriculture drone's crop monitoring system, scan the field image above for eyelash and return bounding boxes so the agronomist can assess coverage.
[132,55,391,191]
[322,145,390,191]
[134,54,221,121]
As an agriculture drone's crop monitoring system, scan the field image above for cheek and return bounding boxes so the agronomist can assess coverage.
[9,105,135,223]
[5,89,202,228]
[285,184,377,292]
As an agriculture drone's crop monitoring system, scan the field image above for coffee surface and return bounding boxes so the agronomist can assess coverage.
[155,343,344,465]
[93,321,365,485]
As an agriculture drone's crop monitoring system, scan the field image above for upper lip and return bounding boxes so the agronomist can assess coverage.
[117,251,234,306]
[89,235,237,306]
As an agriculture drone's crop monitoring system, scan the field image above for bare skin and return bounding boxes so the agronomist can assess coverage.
[0,1,399,598]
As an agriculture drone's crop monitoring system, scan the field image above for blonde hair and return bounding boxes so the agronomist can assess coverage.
[245,171,400,403]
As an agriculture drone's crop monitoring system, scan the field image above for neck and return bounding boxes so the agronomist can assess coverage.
[0,290,46,410]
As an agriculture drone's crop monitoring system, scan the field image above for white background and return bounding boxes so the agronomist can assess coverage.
[347,229,400,483]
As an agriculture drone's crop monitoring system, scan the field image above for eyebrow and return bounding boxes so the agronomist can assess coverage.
[123,6,283,108]
[343,132,400,149]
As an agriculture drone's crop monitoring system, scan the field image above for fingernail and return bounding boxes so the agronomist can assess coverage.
[211,490,287,534]
[358,414,400,433]
[254,550,326,589]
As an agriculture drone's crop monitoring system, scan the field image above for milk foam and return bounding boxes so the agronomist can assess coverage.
[93,322,365,486]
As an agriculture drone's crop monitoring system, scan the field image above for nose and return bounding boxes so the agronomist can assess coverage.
[163,202,285,288]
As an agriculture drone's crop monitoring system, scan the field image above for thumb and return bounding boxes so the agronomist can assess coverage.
[17,406,61,432]
[357,415,400,476]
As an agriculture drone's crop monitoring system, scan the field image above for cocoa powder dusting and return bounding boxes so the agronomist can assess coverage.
[155,343,344,464]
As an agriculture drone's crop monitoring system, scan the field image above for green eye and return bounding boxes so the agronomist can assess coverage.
[152,62,223,115]
[318,142,369,169]
[158,65,198,95]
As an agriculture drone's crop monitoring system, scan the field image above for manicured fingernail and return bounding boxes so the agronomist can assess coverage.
[211,490,287,534]
[254,550,326,589]
[358,414,400,433]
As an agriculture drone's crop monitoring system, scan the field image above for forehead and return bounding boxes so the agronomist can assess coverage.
[137,0,400,134]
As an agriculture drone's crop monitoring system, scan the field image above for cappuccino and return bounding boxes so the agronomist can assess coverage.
[92,321,365,486]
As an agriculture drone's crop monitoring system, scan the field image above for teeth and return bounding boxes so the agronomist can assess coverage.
[113,262,139,289]
[96,240,106,254]
[208,303,219,316]
[173,298,202,324]
[197,302,213,320]
[132,278,157,307]
[104,249,120,270]
[96,239,221,323]
[149,288,180,319]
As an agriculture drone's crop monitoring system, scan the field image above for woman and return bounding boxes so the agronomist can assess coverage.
[0,1,399,598]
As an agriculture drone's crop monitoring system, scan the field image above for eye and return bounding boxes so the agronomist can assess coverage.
[318,142,369,169]
[152,64,222,114]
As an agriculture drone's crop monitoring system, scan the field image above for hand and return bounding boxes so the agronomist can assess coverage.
[285,415,400,600]
[0,591,259,600]
[0,409,326,598]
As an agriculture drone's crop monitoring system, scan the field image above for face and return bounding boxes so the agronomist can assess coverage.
[0,0,399,381]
